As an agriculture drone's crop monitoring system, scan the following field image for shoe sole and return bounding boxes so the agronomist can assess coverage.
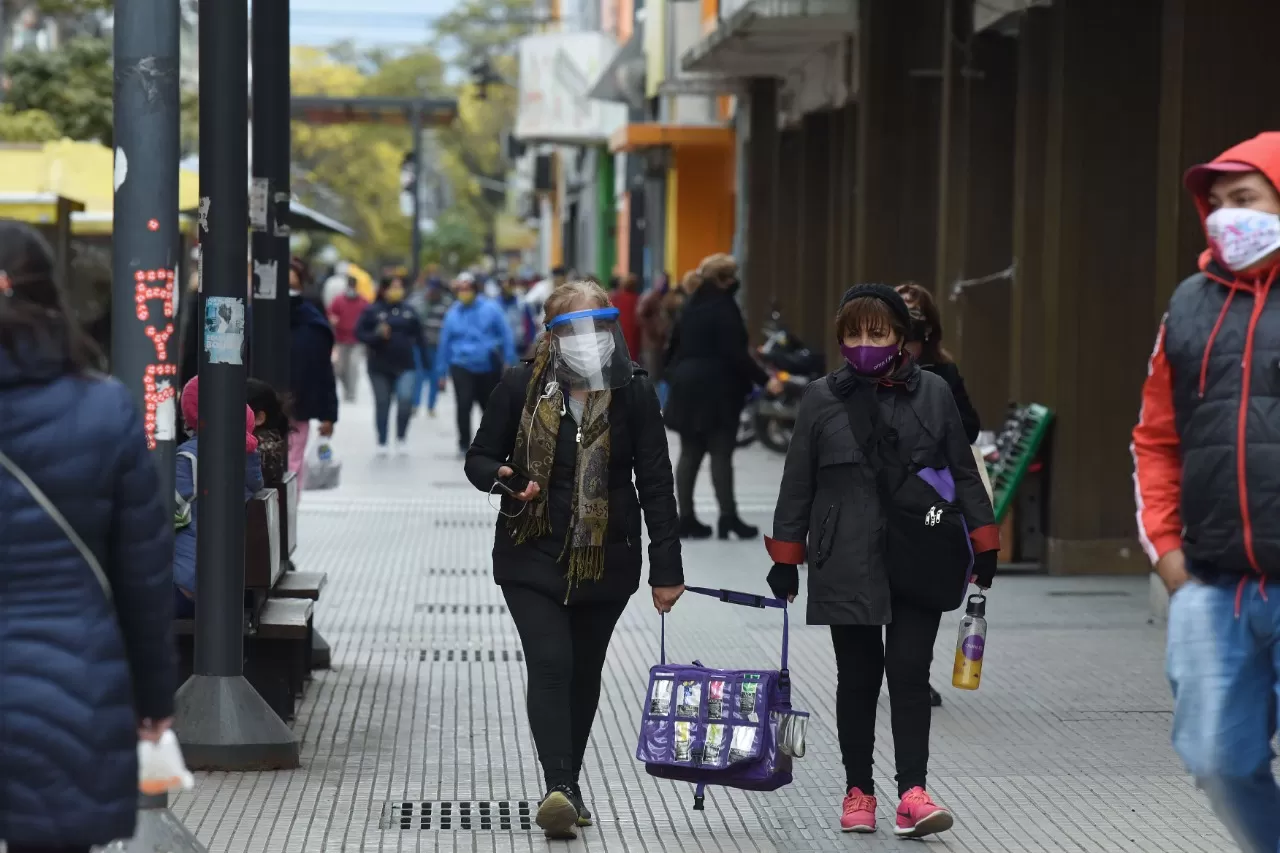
[841,823,876,833]
[576,815,593,827]
[893,810,954,838]
[537,792,579,839]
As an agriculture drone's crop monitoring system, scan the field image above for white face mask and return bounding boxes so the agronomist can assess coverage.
[556,331,615,378]
[1205,206,1280,272]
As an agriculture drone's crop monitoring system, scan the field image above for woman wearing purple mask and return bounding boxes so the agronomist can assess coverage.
[764,284,999,840]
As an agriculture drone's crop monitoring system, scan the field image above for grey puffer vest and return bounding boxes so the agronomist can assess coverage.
[1164,266,1280,574]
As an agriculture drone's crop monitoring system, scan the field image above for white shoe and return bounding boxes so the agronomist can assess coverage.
[394,440,408,457]
[375,445,389,459]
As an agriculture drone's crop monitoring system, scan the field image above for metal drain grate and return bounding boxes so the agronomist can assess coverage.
[414,604,507,615]
[425,568,488,576]
[1046,590,1131,598]
[434,518,491,528]
[420,648,524,663]
[381,800,533,831]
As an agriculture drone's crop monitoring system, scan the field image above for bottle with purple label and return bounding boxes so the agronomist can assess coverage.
[951,593,987,691]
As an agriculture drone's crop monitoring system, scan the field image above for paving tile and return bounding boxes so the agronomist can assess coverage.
[161,384,1234,853]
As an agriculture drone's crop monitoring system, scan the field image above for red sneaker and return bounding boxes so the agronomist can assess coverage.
[840,787,877,833]
[894,787,953,838]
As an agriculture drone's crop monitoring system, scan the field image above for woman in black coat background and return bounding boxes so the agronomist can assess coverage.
[663,254,776,540]
[465,280,684,839]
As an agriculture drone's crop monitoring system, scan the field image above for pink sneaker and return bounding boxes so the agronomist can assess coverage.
[894,787,953,838]
[840,787,877,833]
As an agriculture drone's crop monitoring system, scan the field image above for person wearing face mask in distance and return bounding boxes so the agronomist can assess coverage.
[765,284,999,840]
[287,257,339,490]
[436,273,517,455]
[663,254,782,540]
[464,280,684,839]
[356,276,425,457]
[328,274,369,403]
[1133,133,1280,853]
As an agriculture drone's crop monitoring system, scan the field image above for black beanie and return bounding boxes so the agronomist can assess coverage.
[838,283,911,329]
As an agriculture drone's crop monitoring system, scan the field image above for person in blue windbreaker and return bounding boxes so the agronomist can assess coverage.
[172,375,265,619]
[0,220,177,852]
[436,273,516,455]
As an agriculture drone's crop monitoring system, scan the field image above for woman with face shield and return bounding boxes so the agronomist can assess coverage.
[464,280,685,839]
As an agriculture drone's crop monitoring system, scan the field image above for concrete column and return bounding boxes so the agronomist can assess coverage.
[774,128,803,329]
[797,111,832,349]
[1034,0,1163,574]
[743,78,779,338]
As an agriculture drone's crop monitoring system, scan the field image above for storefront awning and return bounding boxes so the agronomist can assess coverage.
[587,32,646,111]
[609,124,735,154]
[682,0,857,78]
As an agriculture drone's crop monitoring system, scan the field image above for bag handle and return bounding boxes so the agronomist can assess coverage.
[660,586,789,672]
[0,448,113,605]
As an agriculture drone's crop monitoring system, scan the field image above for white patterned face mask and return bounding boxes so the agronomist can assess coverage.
[1205,206,1280,272]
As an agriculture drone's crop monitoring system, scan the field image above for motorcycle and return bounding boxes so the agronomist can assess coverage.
[753,311,826,453]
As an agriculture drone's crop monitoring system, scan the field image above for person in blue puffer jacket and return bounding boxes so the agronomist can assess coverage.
[436,273,516,455]
[173,375,265,618]
[0,220,177,852]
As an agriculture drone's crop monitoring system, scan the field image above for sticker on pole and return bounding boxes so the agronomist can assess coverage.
[249,178,269,231]
[203,296,245,365]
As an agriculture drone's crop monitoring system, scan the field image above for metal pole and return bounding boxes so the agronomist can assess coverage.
[111,0,207,847]
[250,0,290,392]
[174,0,300,771]
[410,105,424,284]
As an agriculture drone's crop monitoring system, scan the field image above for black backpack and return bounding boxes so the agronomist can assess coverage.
[827,376,973,613]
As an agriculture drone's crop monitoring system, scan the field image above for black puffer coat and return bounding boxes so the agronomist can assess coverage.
[767,361,999,626]
[663,284,768,436]
[465,363,684,604]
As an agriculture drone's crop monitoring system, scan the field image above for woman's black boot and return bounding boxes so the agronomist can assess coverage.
[569,782,593,827]
[929,686,943,707]
[679,516,714,539]
[718,516,759,540]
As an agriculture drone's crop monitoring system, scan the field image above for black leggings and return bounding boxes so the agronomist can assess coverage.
[676,427,738,519]
[831,602,942,798]
[7,846,90,853]
[502,585,628,789]
[451,366,500,452]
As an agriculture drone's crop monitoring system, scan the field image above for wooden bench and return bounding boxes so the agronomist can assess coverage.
[278,471,298,568]
[273,571,327,600]
[245,598,314,721]
[271,472,332,670]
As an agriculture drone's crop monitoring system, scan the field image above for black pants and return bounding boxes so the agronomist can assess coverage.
[830,602,943,798]
[676,426,737,520]
[451,366,500,451]
[7,846,90,853]
[502,585,628,789]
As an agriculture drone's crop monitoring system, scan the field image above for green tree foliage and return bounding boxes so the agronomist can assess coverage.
[0,104,61,142]
[4,36,113,144]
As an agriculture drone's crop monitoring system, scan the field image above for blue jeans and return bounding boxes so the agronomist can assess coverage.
[370,370,416,445]
[1167,577,1280,853]
[419,344,440,411]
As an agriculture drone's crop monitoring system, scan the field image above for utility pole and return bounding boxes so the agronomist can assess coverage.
[173,0,299,770]
[410,105,424,284]
[110,0,206,847]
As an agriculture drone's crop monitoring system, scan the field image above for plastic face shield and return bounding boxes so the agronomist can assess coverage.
[546,307,632,391]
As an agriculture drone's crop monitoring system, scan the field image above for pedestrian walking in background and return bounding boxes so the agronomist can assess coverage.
[636,271,673,383]
[524,264,566,327]
[328,273,368,403]
[356,276,424,457]
[896,281,981,709]
[664,254,779,540]
[408,275,452,417]
[497,275,536,357]
[437,273,516,455]
[765,284,998,840]
[288,258,339,489]
[609,273,642,362]
[464,280,684,839]
[1133,132,1280,853]
[0,220,177,853]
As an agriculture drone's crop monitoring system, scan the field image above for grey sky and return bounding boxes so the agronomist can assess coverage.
[290,0,458,48]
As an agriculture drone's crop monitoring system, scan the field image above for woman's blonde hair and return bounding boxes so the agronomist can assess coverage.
[697,253,737,284]
[542,279,611,334]
[679,270,704,293]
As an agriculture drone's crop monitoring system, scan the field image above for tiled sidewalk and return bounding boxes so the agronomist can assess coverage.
[170,385,1233,853]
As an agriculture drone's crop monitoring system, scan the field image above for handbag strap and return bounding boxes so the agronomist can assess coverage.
[660,586,789,672]
[0,448,113,605]
[826,374,911,491]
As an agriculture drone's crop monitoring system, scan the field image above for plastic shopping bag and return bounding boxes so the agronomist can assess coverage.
[971,445,994,504]
[139,730,195,795]
[305,435,342,491]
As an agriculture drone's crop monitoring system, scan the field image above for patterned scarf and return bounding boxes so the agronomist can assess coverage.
[509,339,613,589]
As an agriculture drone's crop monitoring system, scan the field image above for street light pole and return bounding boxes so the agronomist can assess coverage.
[110,0,206,847]
[410,105,424,284]
[173,0,299,771]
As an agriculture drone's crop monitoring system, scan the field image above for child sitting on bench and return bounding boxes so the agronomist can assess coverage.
[173,376,265,618]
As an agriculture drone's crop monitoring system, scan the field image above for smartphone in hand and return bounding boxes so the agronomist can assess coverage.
[493,464,531,497]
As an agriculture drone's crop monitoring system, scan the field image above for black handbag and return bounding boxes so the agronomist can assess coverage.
[827,376,973,613]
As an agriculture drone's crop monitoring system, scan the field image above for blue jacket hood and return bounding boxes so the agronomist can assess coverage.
[0,333,75,388]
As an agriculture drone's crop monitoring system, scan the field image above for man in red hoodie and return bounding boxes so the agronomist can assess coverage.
[327,275,368,403]
[1132,132,1280,852]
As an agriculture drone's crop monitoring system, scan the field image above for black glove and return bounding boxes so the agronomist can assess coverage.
[767,563,800,600]
[972,550,997,589]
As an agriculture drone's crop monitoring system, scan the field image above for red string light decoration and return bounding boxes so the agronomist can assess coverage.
[134,268,178,448]
[142,364,178,450]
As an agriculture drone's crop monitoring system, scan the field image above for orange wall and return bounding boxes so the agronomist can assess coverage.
[700,0,718,34]
[616,192,630,276]
[618,0,634,40]
[671,145,736,279]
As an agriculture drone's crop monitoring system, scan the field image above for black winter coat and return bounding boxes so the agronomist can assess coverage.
[921,360,980,444]
[356,300,424,377]
[663,284,767,436]
[290,296,340,422]
[768,362,998,626]
[465,363,684,604]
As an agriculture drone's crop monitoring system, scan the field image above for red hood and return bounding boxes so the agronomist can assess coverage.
[1186,132,1280,284]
